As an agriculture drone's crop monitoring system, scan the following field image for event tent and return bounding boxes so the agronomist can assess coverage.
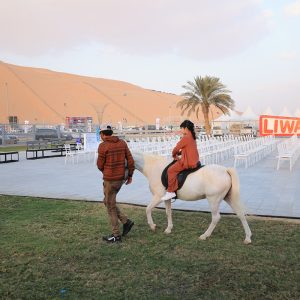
[279,106,292,117]
[214,109,243,122]
[240,106,258,121]
[262,106,274,116]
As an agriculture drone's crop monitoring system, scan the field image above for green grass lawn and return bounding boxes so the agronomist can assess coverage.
[0,195,299,300]
[0,145,27,152]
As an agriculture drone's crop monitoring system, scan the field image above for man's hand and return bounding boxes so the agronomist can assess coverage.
[125,177,132,185]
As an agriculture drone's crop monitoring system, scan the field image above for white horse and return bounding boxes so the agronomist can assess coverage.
[132,151,252,244]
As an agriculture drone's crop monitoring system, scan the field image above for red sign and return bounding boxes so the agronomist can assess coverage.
[65,116,92,126]
[259,115,300,136]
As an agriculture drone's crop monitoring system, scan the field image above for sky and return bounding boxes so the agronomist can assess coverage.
[0,0,299,114]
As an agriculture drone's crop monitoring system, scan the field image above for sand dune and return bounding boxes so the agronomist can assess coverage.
[0,61,221,126]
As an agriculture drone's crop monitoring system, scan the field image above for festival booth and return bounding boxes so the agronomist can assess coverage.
[241,106,258,122]
[214,107,259,135]
[213,110,241,135]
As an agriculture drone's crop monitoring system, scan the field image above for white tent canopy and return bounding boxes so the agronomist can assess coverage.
[214,109,242,122]
[294,108,300,117]
[262,106,274,116]
[215,107,258,122]
[279,106,292,117]
[214,112,231,122]
[241,106,258,121]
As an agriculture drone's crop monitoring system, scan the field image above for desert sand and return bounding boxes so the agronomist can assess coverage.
[0,61,221,126]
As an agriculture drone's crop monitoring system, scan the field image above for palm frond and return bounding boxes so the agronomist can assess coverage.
[180,75,235,121]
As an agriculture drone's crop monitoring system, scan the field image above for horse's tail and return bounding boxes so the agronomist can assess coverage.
[225,168,247,215]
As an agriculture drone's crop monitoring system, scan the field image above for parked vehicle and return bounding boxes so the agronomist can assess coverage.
[241,125,257,136]
[212,126,224,136]
[229,124,242,136]
[35,128,73,141]
[0,135,18,145]
[61,132,74,141]
[142,125,158,130]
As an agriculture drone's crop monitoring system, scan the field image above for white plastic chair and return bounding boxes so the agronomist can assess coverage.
[276,140,299,171]
[76,143,88,163]
[64,144,76,164]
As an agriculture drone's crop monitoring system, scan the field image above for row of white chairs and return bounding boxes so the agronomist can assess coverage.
[66,136,299,171]
[64,143,96,164]
[276,135,300,171]
[128,135,180,144]
[128,135,259,165]
[233,136,278,168]
[198,134,255,142]
[128,134,255,144]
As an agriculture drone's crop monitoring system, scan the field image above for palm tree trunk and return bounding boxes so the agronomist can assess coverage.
[202,104,211,135]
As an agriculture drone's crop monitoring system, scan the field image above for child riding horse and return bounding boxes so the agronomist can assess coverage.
[161,120,200,201]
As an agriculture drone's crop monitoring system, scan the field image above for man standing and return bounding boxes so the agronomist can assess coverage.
[97,124,135,243]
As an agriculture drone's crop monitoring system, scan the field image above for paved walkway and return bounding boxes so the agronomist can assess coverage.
[0,151,299,218]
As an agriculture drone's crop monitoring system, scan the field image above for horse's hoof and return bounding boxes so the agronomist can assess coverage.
[199,234,207,240]
[150,224,156,231]
[244,238,252,245]
[164,228,172,234]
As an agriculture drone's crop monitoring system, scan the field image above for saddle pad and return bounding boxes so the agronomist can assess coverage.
[161,160,204,191]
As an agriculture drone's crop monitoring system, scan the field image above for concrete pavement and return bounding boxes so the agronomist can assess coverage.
[0,150,299,218]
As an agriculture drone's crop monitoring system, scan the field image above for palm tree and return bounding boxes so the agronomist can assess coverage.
[177,76,235,135]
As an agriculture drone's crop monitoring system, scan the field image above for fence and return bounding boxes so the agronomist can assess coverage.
[0,123,177,145]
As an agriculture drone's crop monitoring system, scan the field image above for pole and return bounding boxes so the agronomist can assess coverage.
[5,82,9,122]
[3,82,8,145]
[63,102,67,120]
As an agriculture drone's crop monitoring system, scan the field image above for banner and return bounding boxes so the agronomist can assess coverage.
[83,132,100,151]
[259,115,300,136]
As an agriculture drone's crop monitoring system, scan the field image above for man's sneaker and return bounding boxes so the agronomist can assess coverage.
[122,219,134,236]
[161,192,176,201]
[102,234,122,243]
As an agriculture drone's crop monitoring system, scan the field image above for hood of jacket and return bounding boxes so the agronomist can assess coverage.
[103,136,120,143]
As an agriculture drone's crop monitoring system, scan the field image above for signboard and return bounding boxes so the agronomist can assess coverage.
[83,132,100,151]
[66,116,92,127]
[259,115,300,136]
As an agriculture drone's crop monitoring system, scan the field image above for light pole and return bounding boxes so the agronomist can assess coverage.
[168,101,177,129]
[90,102,109,125]
[168,105,171,128]
[63,102,67,119]
[5,82,9,123]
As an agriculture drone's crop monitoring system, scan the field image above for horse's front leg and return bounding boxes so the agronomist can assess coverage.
[199,197,221,240]
[164,199,173,234]
[146,195,163,231]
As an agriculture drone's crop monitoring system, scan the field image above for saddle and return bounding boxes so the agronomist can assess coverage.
[161,160,204,191]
